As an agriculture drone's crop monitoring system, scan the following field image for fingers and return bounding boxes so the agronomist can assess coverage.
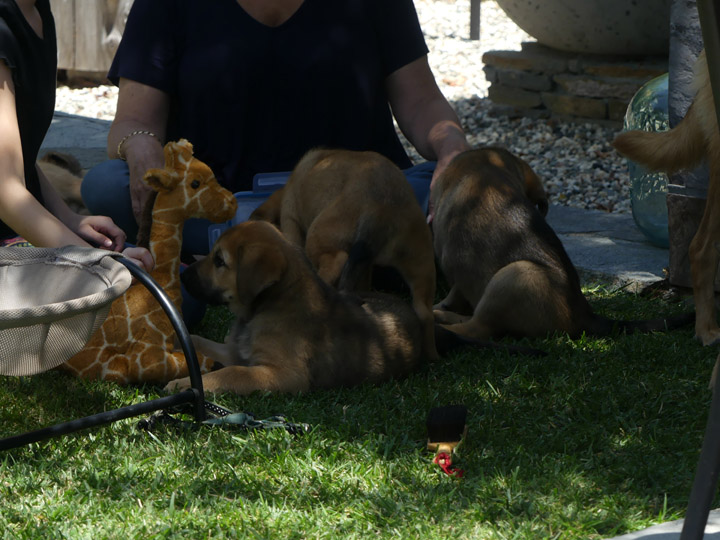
[122,246,155,272]
[76,215,127,250]
[84,229,115,249]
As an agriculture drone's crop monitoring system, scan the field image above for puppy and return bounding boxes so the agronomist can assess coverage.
[431,147,694,341]
[38,151,88,214]
[612,49,720,346]
[249,148,438,360]
[163,220,431,395]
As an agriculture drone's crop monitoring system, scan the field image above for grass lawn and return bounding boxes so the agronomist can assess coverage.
[0,281,717,539]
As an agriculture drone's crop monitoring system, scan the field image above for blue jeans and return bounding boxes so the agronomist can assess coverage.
[81,159,436,256]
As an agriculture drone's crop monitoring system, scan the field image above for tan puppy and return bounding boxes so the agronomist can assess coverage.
[38,151,88,214]
[613,49,720,346]
[164,220,429,395]
[431,147,693,340]
[249,148,438,360]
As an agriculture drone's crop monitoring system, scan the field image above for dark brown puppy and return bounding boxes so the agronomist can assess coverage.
[613,50,720,346]
[164,221,430,395]
[249,148,438,360]
[431,147,693,340]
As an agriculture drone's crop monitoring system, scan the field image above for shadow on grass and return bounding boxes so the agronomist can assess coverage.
[0,285,717,538]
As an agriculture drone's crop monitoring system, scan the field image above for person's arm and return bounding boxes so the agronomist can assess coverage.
[107,78,169,222]
[0,62,153,270]
[385,55,471,184]
[38,162,154,270]
[0,60,85,247]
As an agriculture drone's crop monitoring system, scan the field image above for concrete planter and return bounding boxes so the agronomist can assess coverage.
[495,0,670,56]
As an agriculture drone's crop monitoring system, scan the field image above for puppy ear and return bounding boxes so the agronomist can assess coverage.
[520,161,549,217]
[236,243,288,302]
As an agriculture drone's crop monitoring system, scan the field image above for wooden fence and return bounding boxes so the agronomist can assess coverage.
[50,0,134,73]
[50,0,479,73]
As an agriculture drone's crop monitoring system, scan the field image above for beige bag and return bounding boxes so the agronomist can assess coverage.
[0,246,131,376]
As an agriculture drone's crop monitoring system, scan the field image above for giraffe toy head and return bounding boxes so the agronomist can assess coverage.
[60,139,238,384]
[143,139,238,226]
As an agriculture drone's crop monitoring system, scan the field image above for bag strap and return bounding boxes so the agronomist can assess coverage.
[137,400,310,436]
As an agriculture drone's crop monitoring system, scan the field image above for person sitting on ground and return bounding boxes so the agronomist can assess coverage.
[0,0,153,272]
[82,0,471,256]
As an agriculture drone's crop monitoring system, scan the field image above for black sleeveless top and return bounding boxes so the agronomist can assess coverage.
[109,0,428,192]
[0,0,56,239]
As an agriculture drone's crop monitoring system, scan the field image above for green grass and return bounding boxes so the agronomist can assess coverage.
[0,281,716,539]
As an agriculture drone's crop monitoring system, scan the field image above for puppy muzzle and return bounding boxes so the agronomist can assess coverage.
[181,265,227,305]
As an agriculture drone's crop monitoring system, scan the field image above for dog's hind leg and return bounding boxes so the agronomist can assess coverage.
[689,171,720,345]
[387,250,439,361]
[304,207,355,286]
[440,260,567,340]
[434,309,471,325]
[315,251,350,286]
[434,284,474,314]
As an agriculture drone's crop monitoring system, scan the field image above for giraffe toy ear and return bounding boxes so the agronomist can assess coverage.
[161,139,194,169]
[143,168,181,193]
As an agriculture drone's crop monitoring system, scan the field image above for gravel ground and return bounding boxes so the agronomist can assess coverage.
[55,0,632,214]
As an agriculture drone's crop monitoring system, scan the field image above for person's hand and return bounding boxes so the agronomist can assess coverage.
[72,214,128,251]
[121,246,155,273]
[128,159,155,224]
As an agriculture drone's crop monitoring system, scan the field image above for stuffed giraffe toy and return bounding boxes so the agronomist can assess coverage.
[60,139,238,384]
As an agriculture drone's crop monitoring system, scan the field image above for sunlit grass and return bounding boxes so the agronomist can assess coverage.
[0,281,715,539]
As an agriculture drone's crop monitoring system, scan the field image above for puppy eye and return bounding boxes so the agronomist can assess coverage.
[191,179,200,189]
[213,251,226,268]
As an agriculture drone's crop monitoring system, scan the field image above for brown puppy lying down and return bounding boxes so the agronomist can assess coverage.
[164,221,429,395]
[613,50,720,347]
[164,221,543,395]
[250,148,438,360]
[431,147,694,340]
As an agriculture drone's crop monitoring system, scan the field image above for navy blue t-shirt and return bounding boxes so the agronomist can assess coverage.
[109,0,429,192]
[0,0,56,239]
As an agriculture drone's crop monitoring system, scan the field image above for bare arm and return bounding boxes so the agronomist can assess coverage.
[385,55,471,185]
[0,63,153,270]
[0,61,86,247]
[108,78,169,222]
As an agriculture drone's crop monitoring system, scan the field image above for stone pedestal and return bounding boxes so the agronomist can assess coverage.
[482,43,667,125]
[666,0,708,287]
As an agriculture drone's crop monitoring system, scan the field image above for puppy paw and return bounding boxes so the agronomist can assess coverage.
[696,327,720,346]
[164,376,192,393]
[433,309,470,325]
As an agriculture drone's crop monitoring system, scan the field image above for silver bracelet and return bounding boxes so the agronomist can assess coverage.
[117,130,158,161]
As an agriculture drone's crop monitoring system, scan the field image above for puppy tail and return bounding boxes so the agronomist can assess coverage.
[612,101,707,175]
[587,310,695,336]
[338,214,384,292]
[337,240,374,293]
[434,325,546,357]
[39,150,83,176]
